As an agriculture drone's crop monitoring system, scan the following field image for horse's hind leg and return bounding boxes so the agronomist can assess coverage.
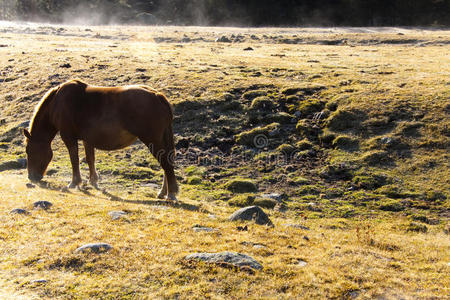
[148,142,178,201]
[83,141,99,188]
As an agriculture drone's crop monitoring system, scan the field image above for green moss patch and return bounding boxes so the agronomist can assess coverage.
[224,179,258,193]
[187,176,203,185]
[242,90,267,100]
[332,135,359,151]
[326,109,366,132]
[298,99,325,117]
[235,123,280,147]
[253,197,278,208]
[250,96,275,110]
[228,194,255,207]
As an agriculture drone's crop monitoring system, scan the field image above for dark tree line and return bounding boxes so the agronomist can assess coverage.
[1,0,449,26]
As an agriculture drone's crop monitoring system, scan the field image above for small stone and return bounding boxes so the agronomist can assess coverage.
[229,206,273,226]
[108,210,127,220]
[26,183,35,189]
[261,193,285,202]
[192,225,218,233]
[17,158,27,168]
[30,279,47,284]
[215,36,231,43]
[59,63,71,68]
[244,47,254,51]
[284,224,310,230]
[75,243,112,254]
[253,244,266,249]
[185,251,262,271]
[297,259,308,267]
[10,208,30,215]
[33,201,52,210]
[237,225,248,231]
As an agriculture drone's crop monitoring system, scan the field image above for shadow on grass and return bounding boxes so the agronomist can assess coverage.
[101,189,208,213]
[36,180,208,213]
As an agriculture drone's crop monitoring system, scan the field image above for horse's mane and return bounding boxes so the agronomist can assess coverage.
[29,80,87,132]
[29,85,59,132]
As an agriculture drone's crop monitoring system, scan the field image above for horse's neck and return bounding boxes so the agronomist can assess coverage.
[30,108,57,143]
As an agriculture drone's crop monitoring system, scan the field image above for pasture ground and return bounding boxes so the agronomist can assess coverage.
[0,23,449,299]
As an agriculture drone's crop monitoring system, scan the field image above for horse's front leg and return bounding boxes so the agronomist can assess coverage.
[62,137,82,188]
[83,141,99,189]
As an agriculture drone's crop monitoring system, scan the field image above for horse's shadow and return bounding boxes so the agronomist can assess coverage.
[101,189,208,212]
[38,181,207,213]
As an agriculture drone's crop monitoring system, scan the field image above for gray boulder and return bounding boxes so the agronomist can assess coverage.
[75,243,112,254]
[192,225,218,232]
[229,205,273,226]
[108,210,127,220]
[33,201,52,210]
[185,251,262,270]
[10,208,30,215]
[215,36,232,43]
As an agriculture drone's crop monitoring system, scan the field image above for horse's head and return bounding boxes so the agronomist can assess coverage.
[23,129,53,182]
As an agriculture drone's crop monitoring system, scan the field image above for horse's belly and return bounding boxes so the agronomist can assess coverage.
[89,129,137,150]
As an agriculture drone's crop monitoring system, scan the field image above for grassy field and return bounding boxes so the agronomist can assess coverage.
[0,22,449,299]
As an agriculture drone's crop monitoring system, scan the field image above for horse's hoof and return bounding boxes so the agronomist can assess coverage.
[157,192,166,199]
[166,194,178,201]
[68,183,77,189]
[68,180,81,189]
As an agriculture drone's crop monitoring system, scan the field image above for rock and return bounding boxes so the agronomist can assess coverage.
[33,201,52,210]
[75,243,112,254]
[229,206,273,226]
[0,159,27,171]
[215,36,231,43]
[241,241,267,249]
[244,47,254,51]
[284,224,310,230]
[261,193,285,202]
[10,208,30,215]
[108,210,127,220]
[184,251,262,271]
[59,63,71,68]
[297,259,307,267]
[30,279,47,284]
[192,225,218,233]
[237,225,248,231]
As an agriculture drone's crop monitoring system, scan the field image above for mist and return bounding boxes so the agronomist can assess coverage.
[1,0,449,27]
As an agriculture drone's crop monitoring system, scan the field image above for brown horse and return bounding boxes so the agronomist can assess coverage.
[23,79,179,200]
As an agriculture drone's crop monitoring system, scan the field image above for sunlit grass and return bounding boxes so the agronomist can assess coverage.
[0,24,449,298]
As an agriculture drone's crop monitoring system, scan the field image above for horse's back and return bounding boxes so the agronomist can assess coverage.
[52,80,172,148]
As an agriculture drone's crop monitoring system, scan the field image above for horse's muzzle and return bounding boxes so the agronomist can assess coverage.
[28,173,43,182]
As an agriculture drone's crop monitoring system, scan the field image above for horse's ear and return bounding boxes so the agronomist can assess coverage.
[23,129,32,140]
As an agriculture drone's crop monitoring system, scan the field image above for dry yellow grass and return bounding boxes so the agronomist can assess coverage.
[0,171,449,299]
[0,23,449,298]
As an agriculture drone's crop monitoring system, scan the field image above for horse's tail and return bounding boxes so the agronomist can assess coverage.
[159,94,178,194]
[157,93,174,121]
